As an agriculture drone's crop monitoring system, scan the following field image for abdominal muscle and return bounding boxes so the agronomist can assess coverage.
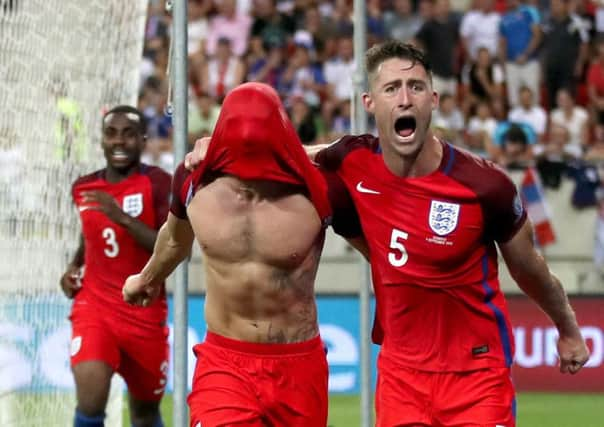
[187,176,325,344]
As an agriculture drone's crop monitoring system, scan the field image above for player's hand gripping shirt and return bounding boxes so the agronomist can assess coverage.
[316,136,527,372]
[71,165,171,331]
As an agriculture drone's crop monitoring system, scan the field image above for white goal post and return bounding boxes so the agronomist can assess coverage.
[0,1,148,425]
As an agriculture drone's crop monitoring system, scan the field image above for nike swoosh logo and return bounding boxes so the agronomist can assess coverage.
[356,181,381,194]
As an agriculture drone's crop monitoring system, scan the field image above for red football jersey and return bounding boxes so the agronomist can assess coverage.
[71,164,171,332]
[317,136,527,372]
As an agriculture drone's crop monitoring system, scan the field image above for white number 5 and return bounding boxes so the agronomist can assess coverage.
[102,227,119,258]
[388,228,408,267]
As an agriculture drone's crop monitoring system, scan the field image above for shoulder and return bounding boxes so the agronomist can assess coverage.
[72,168,103,190]
[315,134,379,171]
[446,144,514,196]
[141,164,172,183]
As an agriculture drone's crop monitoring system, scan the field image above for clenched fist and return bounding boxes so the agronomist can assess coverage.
[123,274,160,307]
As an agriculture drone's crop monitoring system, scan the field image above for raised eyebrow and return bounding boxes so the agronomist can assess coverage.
[407,79,427,87]
[381,79,402,89]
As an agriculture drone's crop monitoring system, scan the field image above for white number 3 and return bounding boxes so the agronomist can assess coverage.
[388,228,408,267]
[102,227,119,258]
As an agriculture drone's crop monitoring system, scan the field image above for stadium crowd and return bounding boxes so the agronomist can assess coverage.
[138,0,604,264]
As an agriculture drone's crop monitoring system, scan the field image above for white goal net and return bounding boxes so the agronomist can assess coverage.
[0,0,148,425]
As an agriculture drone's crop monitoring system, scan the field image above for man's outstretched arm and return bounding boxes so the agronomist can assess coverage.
[499,220,590,374]
[123,212,194,306]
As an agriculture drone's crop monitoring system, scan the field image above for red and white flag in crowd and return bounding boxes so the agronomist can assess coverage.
[520,167,556,247]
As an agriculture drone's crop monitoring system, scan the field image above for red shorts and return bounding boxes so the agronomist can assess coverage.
[188,332,328,427]
[69,301,169,402]
[376,351,516,427]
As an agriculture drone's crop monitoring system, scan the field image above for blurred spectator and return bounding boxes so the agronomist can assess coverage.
[418,0,436,20]
[432,92,465,145]
[595,0,604,35]
[450,0,472,14]
[317,0,335,17]
[508,85,547,141]
[568,159,601,208]
[541,0,590,109]
[330,99,352,141]
[291,0,316,29]
[188,0,213,58]
[414,0,461,98]
[199,37,246,102]
[139,77,172,140]
[247,39,287,88]
[301,6,338,60]
[383,0,424,43]
[281,41,326,109]
[534,123,571,188]
[205,0,252,57]
[499,0,542,106]
[51,80,87,162]
[288,92,324,145]
[246,31,269,72]
[331,0,355,35]
[466,100,498,158]
[323,32,355,104]
[585,139,604,162]
[188,91,221,145]
[587,36,604,143]
[460,0,501,61]
[367,0,386,44]
[251,0,296,49]
[490,96,509,121]
[550,87,590,157]
[462,46,505,113]
[142,137,174,173]
[141,17,171,85]
[496,122,536,168]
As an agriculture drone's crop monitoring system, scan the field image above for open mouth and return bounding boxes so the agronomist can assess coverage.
[111,149,128,161]
[394,116,416,139]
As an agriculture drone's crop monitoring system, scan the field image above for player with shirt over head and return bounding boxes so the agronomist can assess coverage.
[314,41,590,426]
[122,83,363,427]
[60,105,171,427]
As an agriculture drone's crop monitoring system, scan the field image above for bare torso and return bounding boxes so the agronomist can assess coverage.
[187,175,324,343]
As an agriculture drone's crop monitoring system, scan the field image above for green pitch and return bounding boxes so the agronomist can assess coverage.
[125,393,604,426]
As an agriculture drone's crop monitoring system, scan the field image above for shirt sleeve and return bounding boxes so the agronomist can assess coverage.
[483,167,528,243]
[321,169,363,238]
[169,162,191,220]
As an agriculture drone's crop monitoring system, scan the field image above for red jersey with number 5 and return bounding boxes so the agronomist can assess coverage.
[71,165,171,333]
[316,136,527,372]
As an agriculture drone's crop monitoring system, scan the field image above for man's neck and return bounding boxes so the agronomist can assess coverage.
[383,135,443,178]
[105,164,139,183]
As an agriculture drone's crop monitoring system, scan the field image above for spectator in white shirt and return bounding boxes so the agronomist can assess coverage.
[508,85,547,142]
[549,87,589,158]
[460,0,501,61]
[466,100,498,158]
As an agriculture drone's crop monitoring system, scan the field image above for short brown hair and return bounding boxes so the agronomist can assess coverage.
[365,40,432,88]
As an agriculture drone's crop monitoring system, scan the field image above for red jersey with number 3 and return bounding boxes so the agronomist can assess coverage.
[71,165,171,332]
[316,136,527,372]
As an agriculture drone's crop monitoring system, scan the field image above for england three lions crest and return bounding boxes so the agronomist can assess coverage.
[123,193,143,217]
[429,200,460,236]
